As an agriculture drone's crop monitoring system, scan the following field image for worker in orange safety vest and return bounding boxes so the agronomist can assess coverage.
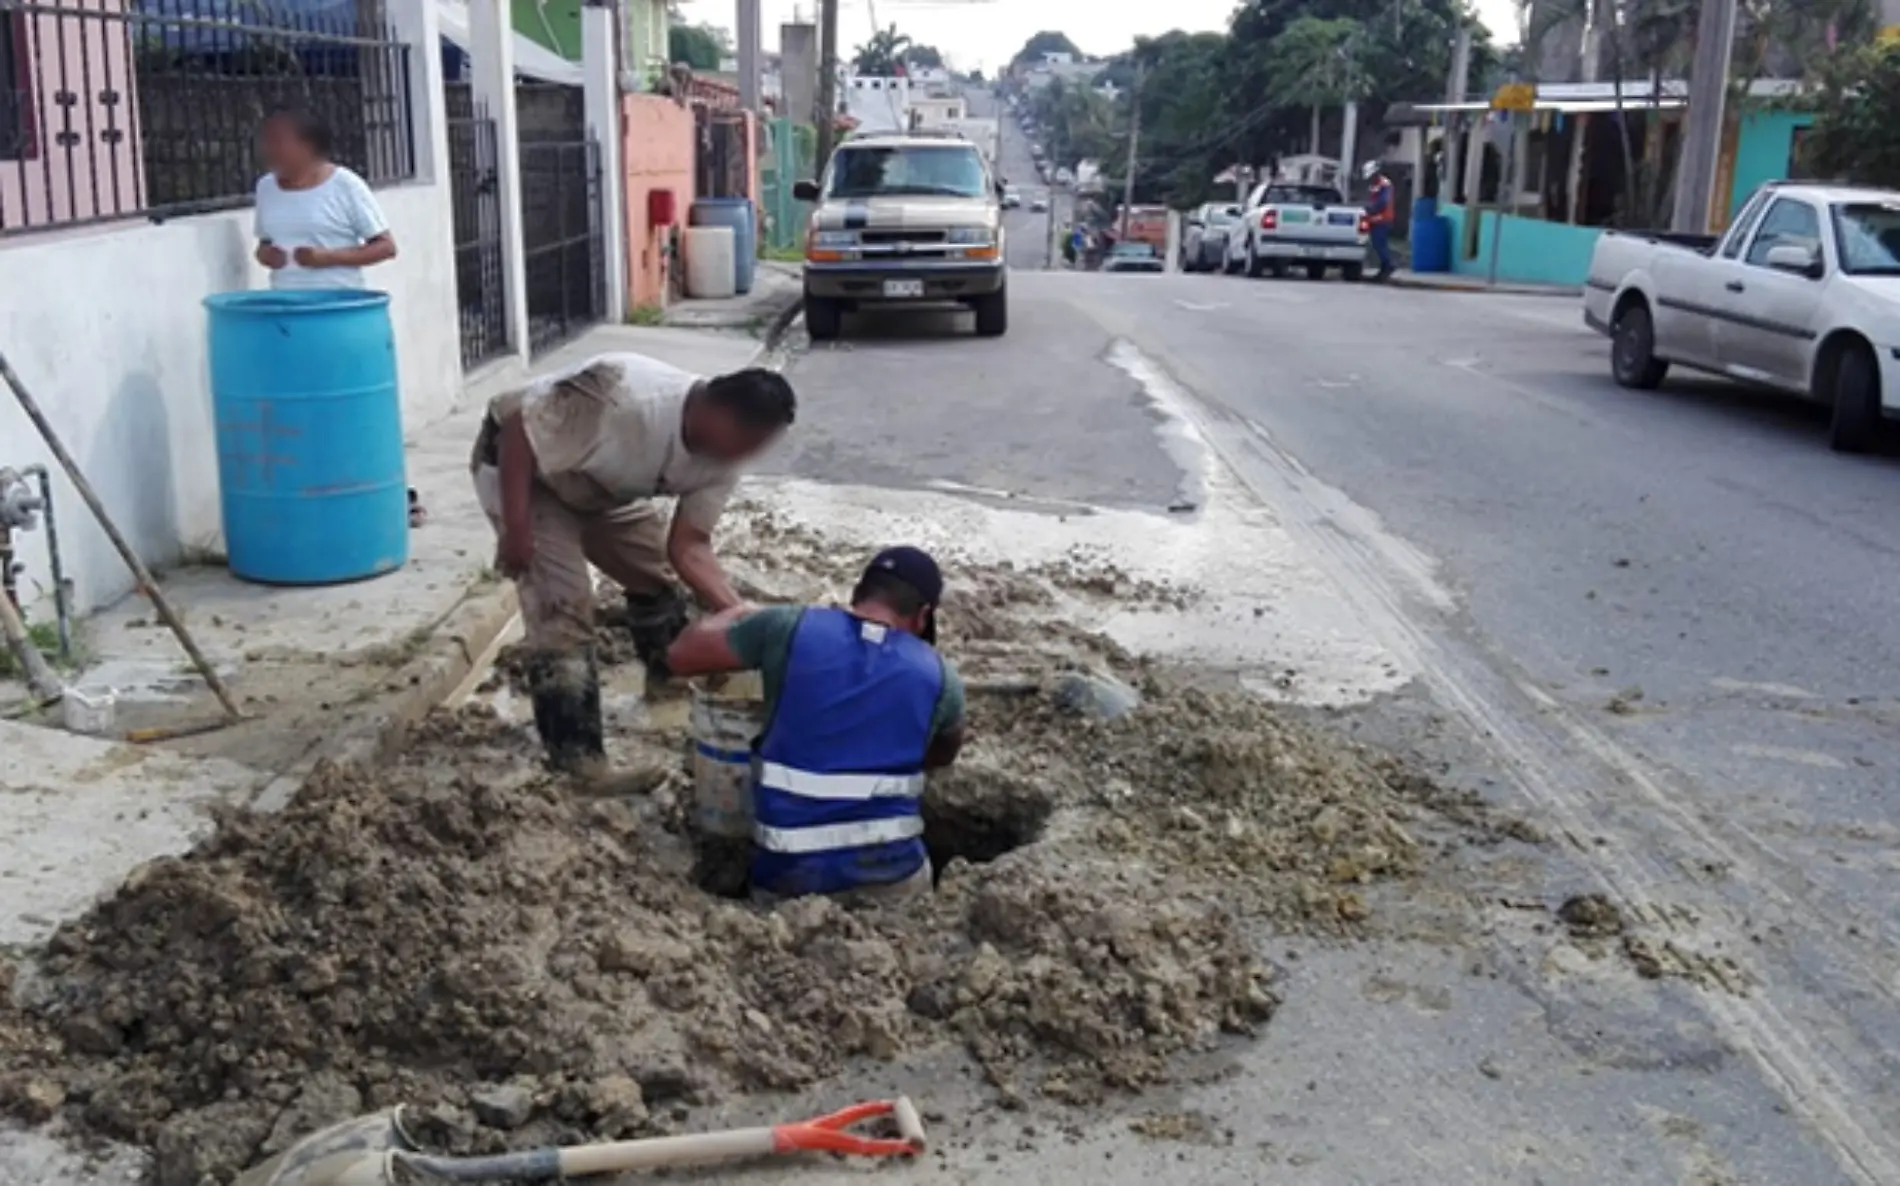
[1362,160,1396,282]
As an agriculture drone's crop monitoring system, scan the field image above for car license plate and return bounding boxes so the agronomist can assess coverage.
[883,279,924,298]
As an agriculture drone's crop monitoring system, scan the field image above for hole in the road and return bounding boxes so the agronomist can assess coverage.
[687,768,1054,898]
[922,766,1055,882]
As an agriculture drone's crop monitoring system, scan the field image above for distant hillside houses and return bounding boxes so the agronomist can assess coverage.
[1017,50,1108,91]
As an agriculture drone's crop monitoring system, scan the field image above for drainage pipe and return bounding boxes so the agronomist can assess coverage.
[21,465,71,663]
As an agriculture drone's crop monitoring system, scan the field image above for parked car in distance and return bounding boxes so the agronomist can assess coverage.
[1227,182,1368,280]
[1181,203,1242,272]
[1584,181,1900,452]
[795,132,1008,341]
[1002,186,1022,209]
[1103,241,1164,273]
[1030,195,1049,213]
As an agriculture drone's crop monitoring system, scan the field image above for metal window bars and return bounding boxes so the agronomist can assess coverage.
[0,0,414,237]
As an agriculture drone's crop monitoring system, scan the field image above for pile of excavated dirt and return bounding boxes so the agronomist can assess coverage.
[0,709,1274,1184]
[0,506,1530,1185]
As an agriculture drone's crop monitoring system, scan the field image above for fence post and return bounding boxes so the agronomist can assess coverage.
[582,3,627,323]
[385,0,450,187]
[469,0,530,362]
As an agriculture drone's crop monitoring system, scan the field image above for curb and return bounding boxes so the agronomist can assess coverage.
[250,579,521,812]
[1387,273,1581,299]
[756,285,805,358]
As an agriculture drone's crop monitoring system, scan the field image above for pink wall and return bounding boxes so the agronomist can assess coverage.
[0,0,144,232]
[620,93,694,310]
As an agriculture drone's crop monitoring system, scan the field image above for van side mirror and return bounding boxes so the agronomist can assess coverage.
[792,180,820,202]
[1764,242,1821,277]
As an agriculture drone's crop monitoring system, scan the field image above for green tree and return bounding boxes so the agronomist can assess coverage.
[1801,36,1900,187]
[1012,31,1084,68]
[668,23,727,70]
[905,44,945,69]
[1107,32,1232,206]
[854,24,912,74]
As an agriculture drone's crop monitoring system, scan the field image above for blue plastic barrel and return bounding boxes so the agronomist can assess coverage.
[690,197,757,294]
[203,290,408,585]
[1410,197,1452,274]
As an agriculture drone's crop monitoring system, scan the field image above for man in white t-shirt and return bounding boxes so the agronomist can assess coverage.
[252,106,397,290]
[471,354,797,777]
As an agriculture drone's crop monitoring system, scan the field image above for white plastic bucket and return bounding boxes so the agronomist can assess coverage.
[62,685,117,736]
[689,686,764,840]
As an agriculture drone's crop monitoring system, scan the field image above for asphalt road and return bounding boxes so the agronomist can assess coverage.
[772,267,1900,1185]
[964,86,1069,271]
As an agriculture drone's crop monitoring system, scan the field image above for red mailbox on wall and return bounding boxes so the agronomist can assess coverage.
[648,188,678,227]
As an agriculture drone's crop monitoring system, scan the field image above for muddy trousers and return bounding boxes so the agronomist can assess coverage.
[473,465,685,771]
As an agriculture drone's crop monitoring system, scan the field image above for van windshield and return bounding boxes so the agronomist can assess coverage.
[826,145,989,199]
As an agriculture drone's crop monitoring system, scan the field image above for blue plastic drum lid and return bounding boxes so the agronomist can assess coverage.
[202,289,409,585]
[690,197,757,295]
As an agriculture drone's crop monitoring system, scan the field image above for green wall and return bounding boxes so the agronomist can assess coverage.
[512,0,582,60]
[1442,203,1598,288]
[1728,109,1816,219]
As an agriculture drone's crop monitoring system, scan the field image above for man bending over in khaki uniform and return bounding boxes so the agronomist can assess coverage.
[471,353,796,775]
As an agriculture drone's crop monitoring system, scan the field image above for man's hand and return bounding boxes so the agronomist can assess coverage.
[496,528,534,577]
[256,243,288,269]
[293,246,334,268]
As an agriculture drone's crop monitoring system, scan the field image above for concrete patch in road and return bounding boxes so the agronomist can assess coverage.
[730,450,1411,708]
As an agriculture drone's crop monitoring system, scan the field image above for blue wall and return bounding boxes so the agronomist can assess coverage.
[1441,204,1600,288]
[1728,110,1815,221]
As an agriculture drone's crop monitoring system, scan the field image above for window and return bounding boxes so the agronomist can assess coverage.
[826,144,988,199]
[1830,203,1900,276]
[1745,198,1822,268]
[0,12,30,162]
[1720,190,1770,259]
[1263,185,1345,206]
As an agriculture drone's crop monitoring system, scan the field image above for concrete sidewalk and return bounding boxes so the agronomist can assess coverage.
[1388,269,1581,298]
[0,321,773,980]
[662,259,803,332]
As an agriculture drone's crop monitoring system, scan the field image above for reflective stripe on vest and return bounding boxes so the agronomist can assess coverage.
[752,607,943,896]
[755,814,926,855]
[757,761,927,802]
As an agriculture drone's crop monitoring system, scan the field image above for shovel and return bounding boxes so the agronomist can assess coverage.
[235,1097,928,1186]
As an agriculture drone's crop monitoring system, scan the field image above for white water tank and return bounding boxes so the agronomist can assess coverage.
[684,226,737,299]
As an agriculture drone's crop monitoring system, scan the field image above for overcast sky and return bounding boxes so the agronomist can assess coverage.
[675,0,1523,76]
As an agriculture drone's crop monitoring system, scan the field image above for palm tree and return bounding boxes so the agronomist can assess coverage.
[853,24,912,75]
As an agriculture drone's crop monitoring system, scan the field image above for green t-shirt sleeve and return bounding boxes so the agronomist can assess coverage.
[931,658,966,740]
[725,605,801,670]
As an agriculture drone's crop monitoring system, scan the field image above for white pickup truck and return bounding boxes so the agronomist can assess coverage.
[1584,182,1900,452]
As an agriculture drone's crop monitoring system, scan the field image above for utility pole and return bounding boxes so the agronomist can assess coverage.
[1442,24,1471,201]
[1119,60,1143,239]
[736,0,761,113]
[815,0,841,170]
[1670,0,1738,233]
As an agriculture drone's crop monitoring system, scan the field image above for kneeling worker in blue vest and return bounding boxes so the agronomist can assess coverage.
[665,546,967,902]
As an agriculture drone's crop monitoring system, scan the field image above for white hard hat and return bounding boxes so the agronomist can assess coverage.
[1360,159,1381,180]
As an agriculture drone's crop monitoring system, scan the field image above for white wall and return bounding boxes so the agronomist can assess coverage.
[0,180,459,618]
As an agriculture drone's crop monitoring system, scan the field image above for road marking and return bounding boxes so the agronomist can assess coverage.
[1173,300,1230,311]
[1102,332,1900,1186]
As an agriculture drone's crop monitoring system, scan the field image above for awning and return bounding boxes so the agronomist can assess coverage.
[1414,98,1687,115]
[436,0,585,87]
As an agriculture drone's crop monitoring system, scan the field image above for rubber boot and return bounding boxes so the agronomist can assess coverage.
[527,648,673,797]
[625,587,689,686]
[527,649,606,775]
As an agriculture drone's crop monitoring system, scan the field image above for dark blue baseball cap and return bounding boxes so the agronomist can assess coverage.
[862,546,944,643]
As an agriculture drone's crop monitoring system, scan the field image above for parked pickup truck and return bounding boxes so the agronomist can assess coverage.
[1584,181,1900,452]
[1226,182,1368,280]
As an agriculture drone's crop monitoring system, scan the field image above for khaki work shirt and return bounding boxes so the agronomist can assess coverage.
[480,353,739,531]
